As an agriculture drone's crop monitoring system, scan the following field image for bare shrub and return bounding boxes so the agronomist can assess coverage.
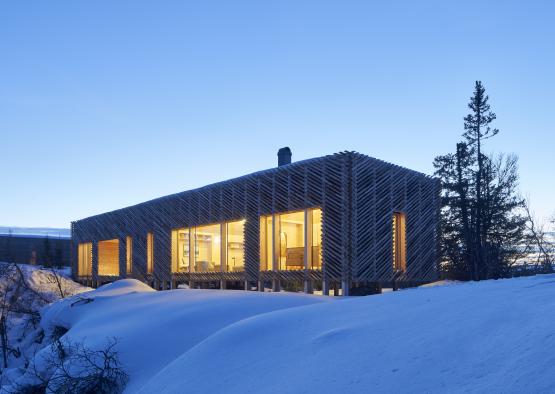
[13,337,128,394]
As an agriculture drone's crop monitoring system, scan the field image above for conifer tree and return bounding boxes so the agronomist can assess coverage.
[434,81,526,280]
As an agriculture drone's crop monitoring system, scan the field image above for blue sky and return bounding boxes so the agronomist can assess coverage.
[1,1,553,228]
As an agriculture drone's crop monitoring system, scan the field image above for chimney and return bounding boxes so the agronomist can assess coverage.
[277,147,292,167]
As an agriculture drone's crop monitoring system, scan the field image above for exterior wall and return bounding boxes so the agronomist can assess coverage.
[0,235,71,267]
[71,151,440,290]
[351,153,441,284]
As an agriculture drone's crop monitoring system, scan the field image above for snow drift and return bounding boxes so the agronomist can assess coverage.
[7,273,555,393]
[38,280,333,393]
[138,275,555,394]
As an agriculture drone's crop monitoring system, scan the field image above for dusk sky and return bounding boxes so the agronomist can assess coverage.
[1,0,553,228]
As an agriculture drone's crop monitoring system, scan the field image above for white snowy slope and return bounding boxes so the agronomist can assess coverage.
[38,280,333,393]
[0,263,89,386]
[138,275,555,394]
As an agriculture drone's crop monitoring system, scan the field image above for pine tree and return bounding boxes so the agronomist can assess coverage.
[434,81,526,280]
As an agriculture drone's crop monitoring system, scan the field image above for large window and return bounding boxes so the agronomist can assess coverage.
[260,215,274,271]
[77,242,92,276]
[171,229,190,273]
[260,207,322,271]
[192,224,221,272]
[278,211,305,270]
[393,212,407,272]
[126,236,133,274]
[226,220,245,272]
[171,220,245,273]
[147,232,154,274]
[98,239,119,276]
[310,208,323,269]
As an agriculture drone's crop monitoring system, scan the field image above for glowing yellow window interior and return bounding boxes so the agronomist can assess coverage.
[147,232,154,274]
[171,220,245,273]
[171,228,190,273]
[226,220,245,272]
[393,212,407,272]
[98,239,119,276]
[260,207,322,271]
[77,242,92,276]
[126,236,133,274]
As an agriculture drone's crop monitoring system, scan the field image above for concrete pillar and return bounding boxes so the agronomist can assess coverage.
[220,280,227,290]
[258,280,264,292]
[244,281,249,291]
[272,279,281,292]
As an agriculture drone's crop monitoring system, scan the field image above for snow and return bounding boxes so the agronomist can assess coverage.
[0,263,90,388]
[38,280,333,393]
[138,275,555,394]
[6,272,555,393]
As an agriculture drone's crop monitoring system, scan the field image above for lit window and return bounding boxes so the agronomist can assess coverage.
[77,242,92,276]
[310,208,323,269]
[226,220,245,272]
[392,212,407,272]
[192,224,221,272]
[278,210,305,270]
[126,236,133,274]
[259,208,322,272]
[260,215,273,271]
[98,239,119,276]
[147,232,154,274]
[171,228,190,273]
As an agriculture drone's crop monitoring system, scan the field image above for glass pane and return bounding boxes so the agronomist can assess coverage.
[147,233,154,274]
[278,211,305,270]
[126,236,132,274]
[311,208,322,269]
[393,212,407,272]
[98,239,119,276]
[227,220,244,272]
[178,229,190,272]
[260,215,273,271]
[193,224,221,272]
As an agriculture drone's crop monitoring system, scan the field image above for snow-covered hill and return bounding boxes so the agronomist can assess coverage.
[5,273,555,393]
[138,276,555,394]
[0,263,89,388]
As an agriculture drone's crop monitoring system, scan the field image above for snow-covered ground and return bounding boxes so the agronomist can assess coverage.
[0,263,89,388]
[4,270,555,393]
[37,280,332,392]
[138,276,555,394]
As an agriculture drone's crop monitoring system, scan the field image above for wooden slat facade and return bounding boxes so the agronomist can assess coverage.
[72,151,440,294]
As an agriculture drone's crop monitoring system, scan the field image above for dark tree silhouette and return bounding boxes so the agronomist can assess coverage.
[434,81,527,280]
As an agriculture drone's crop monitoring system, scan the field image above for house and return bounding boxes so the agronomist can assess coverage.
[72,148,440,296]
[0,228,71,267]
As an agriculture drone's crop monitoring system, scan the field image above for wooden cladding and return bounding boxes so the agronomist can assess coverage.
[72,151,440,287]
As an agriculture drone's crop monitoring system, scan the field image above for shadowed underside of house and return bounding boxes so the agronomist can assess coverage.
[72,150,440,296]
